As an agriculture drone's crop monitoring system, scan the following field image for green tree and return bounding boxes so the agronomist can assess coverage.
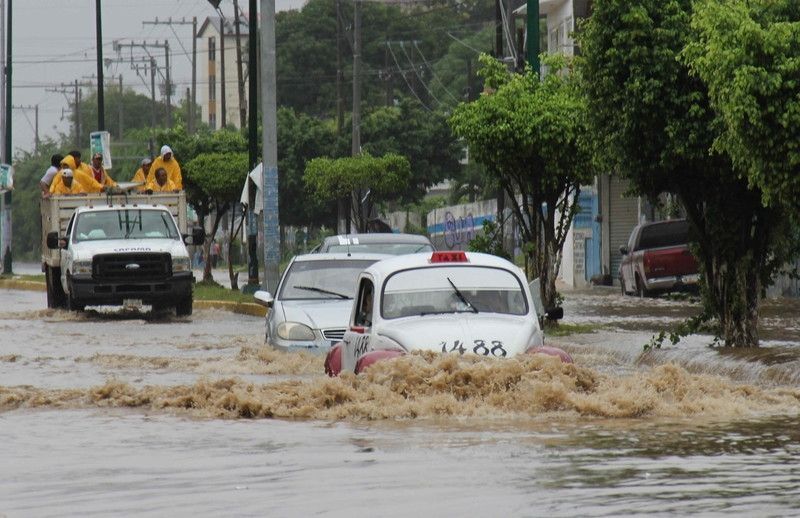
[304,152,411,232]
[277,108,339,228]
[579,0,796,347]
[685,0,800,211]
[359,100,462,204]
[185,152,249,282]
[450,54,593,309]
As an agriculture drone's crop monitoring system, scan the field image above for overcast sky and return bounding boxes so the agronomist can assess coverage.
[7,0,305,157]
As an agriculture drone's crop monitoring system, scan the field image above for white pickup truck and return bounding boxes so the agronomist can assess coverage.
[40,190,204,315]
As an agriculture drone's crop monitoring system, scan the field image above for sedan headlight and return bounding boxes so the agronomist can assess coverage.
[276,322,315,341]
[172,256,191,272]
[73,260,92,275]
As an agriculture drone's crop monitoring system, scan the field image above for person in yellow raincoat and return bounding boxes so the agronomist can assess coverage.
[145,167,179,193]
[50,169,87,195]
[50,154,103,194]
[89,152,116,188]
[131,157,152,191]
[148,145,182,189]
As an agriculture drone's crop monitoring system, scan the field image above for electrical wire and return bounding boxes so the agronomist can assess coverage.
[386,43,432,112]
[412,41,460,104]
[397,42,442,106]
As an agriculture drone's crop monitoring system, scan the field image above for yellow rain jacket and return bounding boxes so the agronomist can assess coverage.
[51,174,87,195]
[49,156,103,193]
[148,154,183,189]
[145,178,178,192]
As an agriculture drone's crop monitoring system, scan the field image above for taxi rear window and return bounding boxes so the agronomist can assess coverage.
[381,265,528,319]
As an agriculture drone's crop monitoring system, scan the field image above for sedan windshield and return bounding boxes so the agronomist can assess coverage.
[382,266,527,318]
[279,260,377,300]
[73,210,180,242]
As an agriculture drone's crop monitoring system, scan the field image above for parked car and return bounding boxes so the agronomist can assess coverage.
[312,233,434,255]
[324,251,572,376]
[253,253,389,353]
[619,219,699,297]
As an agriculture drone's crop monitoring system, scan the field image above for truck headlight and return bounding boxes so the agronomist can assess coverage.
[276,322,315,341]
[172,256,191,272]
[73,260,93,275]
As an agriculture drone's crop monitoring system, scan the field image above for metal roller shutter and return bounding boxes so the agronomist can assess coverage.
[608,178,639,277]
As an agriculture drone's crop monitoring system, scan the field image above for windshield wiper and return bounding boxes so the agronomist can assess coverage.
[447,277,478,313]
[124,210,142,239]
[419,309,476,316]
[293,285,351,299]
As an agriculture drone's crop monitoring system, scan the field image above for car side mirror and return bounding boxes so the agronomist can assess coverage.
[544,307,564,321]
[619,245,629,255]
[46,231,63,250]
[253,290,274,308]
[183,227,206,246]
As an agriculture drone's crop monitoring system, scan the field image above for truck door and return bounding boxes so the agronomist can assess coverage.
[60,214,76,290]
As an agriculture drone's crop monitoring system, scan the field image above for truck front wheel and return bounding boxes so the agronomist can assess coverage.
[45,266,67,309]
[175,296,193,316]
[66,276,85,312]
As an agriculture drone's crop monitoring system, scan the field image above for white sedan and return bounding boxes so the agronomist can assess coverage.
[325,251,572,375]
[254,253,389,353]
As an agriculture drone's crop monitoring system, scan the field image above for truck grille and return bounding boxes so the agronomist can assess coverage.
[93,253,171,281]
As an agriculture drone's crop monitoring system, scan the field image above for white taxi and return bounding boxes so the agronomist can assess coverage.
[325,251,572,375]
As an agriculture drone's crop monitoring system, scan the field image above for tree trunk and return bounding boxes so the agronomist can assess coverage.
[704,250,762,347]
[228,209,245,291]
[203,205,228,283]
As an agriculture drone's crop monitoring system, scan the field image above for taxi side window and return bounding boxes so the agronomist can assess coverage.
[354,279,374,327]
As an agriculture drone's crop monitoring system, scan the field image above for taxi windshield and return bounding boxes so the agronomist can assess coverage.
[381,266,528,318]
[279,259,377,300]
[73,210,180,242]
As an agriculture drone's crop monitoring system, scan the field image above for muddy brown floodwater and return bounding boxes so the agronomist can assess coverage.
[2,287,800,516]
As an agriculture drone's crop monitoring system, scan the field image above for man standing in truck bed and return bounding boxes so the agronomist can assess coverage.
[89,152,116,189]
[148,145,182,189]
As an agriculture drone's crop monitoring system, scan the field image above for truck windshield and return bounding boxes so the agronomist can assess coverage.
[73,210,180,242]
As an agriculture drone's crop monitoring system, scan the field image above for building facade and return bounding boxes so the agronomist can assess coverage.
[197,16,250,130]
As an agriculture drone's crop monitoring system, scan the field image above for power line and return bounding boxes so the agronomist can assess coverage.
[396,41,442,106]
[386,42,432,112]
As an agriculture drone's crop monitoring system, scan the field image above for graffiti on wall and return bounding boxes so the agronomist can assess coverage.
[443,211,476,250]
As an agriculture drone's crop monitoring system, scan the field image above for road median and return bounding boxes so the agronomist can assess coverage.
[0,278,266,317]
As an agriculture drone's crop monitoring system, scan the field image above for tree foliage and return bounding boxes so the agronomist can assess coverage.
[449,54,593,308]
[685,0,800,211]
[579,0,797,347]
[305,152,411,231]
[185,151,249,281]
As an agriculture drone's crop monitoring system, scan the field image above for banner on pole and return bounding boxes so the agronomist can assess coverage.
[0,164,13,192]
[90,131,112,169]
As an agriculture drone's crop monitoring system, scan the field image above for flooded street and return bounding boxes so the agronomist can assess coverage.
[2,288,800,516]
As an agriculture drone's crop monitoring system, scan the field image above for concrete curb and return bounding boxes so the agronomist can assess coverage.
[194,300,267,317]
[0,279,267,317]
[0,279,46,292]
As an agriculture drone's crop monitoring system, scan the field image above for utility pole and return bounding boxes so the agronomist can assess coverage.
[260,0,280,292]
[164,39,171,127]
[352,0,362,233]
[46,80,93,149]
[149,58,156,155]
[335,0,343,134]
[1,0,10,274]
[142,17,198,132]
[242,0,258,292]
[113,40,172,128]
[526,0,539,74]
[95,0,104,131]
[12,104,37,152]
[219,15,226,128]
[335,0,346,233]
[232,0,246,129]
[495,0,503,59]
